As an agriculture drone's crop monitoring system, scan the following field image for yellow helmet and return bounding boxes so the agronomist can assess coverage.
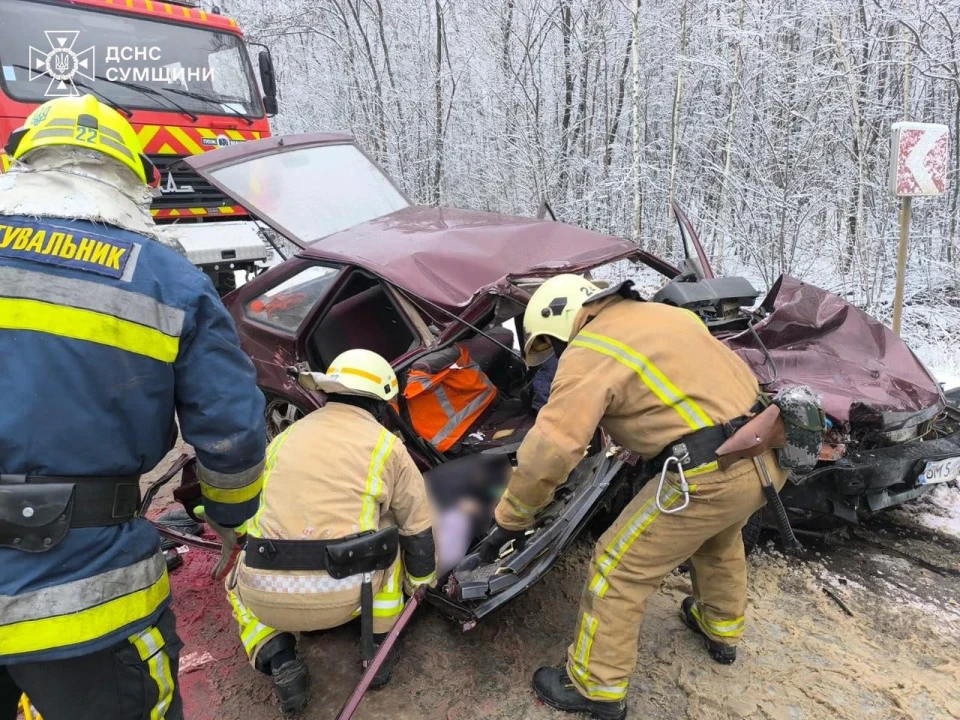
[4,95,159,187]
[522,274,601,365]
[298,349,399,402]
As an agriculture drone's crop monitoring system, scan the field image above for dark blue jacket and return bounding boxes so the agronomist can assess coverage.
[0,214,265,663]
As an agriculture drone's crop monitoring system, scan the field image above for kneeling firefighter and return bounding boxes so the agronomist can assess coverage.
[226,349,437,715]
[0,96,266,720]
[477,274,791,720]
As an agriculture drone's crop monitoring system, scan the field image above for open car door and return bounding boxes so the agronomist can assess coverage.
[182,133,412,251]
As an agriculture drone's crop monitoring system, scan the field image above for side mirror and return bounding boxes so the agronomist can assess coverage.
[258,49,278,115]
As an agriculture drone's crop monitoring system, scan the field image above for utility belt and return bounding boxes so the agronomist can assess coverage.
[0,474,141,553]
[246,526,400,666]
[651,400,765,475]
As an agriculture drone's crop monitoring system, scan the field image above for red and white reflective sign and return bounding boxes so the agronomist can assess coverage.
[889,122,950,197]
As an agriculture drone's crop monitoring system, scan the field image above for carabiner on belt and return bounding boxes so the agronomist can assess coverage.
[655,455,691,514]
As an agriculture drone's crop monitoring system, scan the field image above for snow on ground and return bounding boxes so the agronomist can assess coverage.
[893,481,960,540]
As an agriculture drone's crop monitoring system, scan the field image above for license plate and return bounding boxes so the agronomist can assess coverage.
[918,456,960,485]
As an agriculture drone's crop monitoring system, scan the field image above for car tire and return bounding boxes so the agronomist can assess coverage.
[741,510,763,555]
[264,393,307,442]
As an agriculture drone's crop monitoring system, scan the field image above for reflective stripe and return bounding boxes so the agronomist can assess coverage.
[0,557,170,656]
[372,562,404,618]
[248,428,293,538]
[196,459,265,491]
[689,602,745,638]
[572,331,713,431]
[588,485,686,598]
[0,298,179,362]
[430,384,496,447]
[0,267,183,337]
[129,627,175,720]
[686,460,719,477]
[228,588,277,658]
[360,431,395,532]
[329,365,397,388]
[501,488,540,519]
[0,551,166,624]
[569,613,629,700]
[405,571,436,588]
[433,385,457,419]
[200,475,264,504]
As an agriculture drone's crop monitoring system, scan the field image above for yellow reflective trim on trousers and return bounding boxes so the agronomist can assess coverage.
[570,613,629,700]
[200,475,263,504]
[129,627,175,720]
[588,484,690,598]
[572,331,713,430]
[690,602,745,637]
[686,460,719,477]
[0,298,179,363]
[227,587,277,657]
[1,571,170,656]
[374,562,404,618]
[247,428,293,538]
[360,431,395,532]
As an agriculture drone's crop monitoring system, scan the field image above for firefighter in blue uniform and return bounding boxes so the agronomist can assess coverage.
[0,96,266,720]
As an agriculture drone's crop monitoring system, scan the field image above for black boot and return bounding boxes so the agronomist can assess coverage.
[680,596,737,665]
[532,667,626,720]
[255,633,311,715]
[369,633,404,690]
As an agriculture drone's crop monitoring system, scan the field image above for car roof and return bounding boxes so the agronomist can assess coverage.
[298,205,641,309]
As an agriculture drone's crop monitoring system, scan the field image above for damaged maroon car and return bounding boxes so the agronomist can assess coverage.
[170,133,960,623]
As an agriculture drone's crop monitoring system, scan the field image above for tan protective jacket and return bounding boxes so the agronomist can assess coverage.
[238,402,433,607]
[496,296,760,529]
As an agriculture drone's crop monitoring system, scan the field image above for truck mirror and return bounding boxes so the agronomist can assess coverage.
[258,49,277,100]
[262,95,278,116]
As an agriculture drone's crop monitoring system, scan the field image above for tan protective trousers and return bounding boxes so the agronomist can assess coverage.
[226,552,404,667]
[566,452,787,702]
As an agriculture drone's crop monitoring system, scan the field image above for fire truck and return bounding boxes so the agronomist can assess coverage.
[0,0,278,294]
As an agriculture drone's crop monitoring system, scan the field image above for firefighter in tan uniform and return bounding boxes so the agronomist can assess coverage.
[477,275,787,720]
[226,349,436,715]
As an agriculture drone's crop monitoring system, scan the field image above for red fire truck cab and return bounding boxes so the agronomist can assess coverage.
[0,0,278,294]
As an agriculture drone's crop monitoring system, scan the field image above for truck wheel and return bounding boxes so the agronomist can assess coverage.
[741,511,763,555]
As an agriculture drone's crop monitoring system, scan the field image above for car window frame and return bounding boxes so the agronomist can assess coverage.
[302,267,425,371]
[242,261,344,336]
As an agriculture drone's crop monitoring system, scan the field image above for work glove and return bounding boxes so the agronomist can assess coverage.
[197,505,247,581]
[476,522,527,563]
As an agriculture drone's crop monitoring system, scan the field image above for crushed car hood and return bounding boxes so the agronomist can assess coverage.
[301,206,640,310]
[726,275,944,429]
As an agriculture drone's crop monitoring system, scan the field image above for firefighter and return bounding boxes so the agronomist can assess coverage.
[477,274,788,720]
[0,96,266,720]
[227,349,436,715]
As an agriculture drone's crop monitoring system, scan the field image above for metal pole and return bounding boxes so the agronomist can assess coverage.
[891,195,912,336]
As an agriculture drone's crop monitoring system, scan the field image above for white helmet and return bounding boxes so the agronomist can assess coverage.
[522,274,600,365]
[298,349,398,401]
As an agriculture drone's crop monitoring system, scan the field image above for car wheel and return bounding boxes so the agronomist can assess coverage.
[741,510,763,555]
[264,394,306,442]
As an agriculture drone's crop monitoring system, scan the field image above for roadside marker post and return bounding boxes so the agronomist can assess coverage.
[888,122,949,336]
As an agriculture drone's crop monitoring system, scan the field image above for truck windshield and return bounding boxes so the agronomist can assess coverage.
[0,0,261,118]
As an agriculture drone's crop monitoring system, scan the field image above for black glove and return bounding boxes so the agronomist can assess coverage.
[477,523,527,563]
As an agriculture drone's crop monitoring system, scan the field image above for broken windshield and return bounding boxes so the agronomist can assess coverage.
[207,143,410,245]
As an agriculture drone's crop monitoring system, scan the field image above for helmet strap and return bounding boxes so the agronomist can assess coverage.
[549,337,568,359]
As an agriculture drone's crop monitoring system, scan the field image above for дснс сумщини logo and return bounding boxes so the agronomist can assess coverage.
[29,31,96,97]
